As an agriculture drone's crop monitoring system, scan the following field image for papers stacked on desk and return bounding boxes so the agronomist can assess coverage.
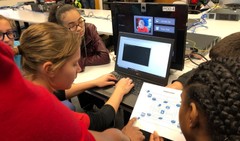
[130,82,185,141]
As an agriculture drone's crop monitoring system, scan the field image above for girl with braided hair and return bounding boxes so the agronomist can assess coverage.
[167,32,240,90]
[150,57,240,141]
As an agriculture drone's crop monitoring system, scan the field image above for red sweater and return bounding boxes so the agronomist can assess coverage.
[0,41,95,141]
[137,26,149,33]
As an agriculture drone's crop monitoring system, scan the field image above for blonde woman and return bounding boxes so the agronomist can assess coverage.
[0,39,144,141]
[18,22,140,135]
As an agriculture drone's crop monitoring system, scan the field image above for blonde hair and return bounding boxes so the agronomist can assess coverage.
[19,22,81,79]
[0,15,15,29]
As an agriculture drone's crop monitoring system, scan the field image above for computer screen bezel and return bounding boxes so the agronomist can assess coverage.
[111,2,188,70]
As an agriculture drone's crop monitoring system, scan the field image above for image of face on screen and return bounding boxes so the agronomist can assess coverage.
[137,18,151,33]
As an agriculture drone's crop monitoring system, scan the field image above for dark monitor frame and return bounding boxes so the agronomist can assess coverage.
[111,2,188,70]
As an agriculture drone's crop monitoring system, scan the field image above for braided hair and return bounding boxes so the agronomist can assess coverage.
[209,32,240,59]
[185,57,240,141]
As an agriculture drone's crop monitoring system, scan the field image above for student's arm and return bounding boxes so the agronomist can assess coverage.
[65,73,117,99]
[105,77,134,112]
[90,129,130,141]
[122,118,145,141]
[166,69,196,90]
[83,77,134,131]
[90,118,145,141]
[166,81,184,90]
[66,74,133,113]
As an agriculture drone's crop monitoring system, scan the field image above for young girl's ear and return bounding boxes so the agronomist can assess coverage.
[189,102,199,128]
[42,61,55,77]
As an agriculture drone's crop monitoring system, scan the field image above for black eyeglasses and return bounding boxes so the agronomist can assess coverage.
[68,18,85,31]
[0,31,16,41]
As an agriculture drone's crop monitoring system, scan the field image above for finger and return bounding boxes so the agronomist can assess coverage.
[107,73,116,79]
[107,81,116,86]
[130,126,140,131]
[126,77,132,80]
[106,75,117,81]
[150,133,154,141]
[127,117,137,126]
[128,78,133,84]
[131,82,134,86]
[139,135,146,141]
[153,131,159,137]
[152,131,163,141]
[108,77,118,82]
[128,83,134,88]
[106,74,116,79]
[136,131,145,141]
[110,74,117,79]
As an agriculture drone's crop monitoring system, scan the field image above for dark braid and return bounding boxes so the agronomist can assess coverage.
[209,32,240,59]
[185,57,240,141]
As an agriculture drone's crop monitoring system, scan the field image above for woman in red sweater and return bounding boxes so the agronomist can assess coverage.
[0,22,144,141]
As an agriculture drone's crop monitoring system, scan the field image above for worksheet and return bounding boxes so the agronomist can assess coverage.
[130,82,185,141]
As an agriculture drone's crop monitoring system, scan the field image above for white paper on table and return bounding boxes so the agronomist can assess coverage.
[130,82,185,141]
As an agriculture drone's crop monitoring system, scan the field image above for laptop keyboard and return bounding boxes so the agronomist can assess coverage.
[111,72,143,96]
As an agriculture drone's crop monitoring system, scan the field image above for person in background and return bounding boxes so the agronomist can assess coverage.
[0,15,21,68]
[150,57,240,141]
[48,3,112,116]
[74,0,82,8]
[17,22,137,133]
[198,0,211,10]
[0,15,14,47]
[80,0,95,9]
[48,4,110,71]
[167,32,240,90]
[137,19,149,33]
[0,41,145,141]
[0,15,74,109]
[56,0,74,4]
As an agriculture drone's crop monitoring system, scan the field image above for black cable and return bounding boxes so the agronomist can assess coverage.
[192,51,208,61]
[187,55,199,66]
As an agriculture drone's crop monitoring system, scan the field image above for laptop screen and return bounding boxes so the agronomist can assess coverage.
[115,32,174,85]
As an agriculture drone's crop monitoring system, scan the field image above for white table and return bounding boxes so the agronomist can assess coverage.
[74,53,115,83]
[188,14,240,38]
[0,8,113,35]
[0,8,48,23]
[0,8,48,35]
[82,9,112,35]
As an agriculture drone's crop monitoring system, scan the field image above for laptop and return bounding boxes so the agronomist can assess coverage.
[92,32,174,108]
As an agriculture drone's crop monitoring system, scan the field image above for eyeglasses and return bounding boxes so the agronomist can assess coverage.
[68,18,85,31]
[0,31,16,41]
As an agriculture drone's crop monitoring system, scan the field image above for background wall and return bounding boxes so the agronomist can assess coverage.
[0,0,36,6]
